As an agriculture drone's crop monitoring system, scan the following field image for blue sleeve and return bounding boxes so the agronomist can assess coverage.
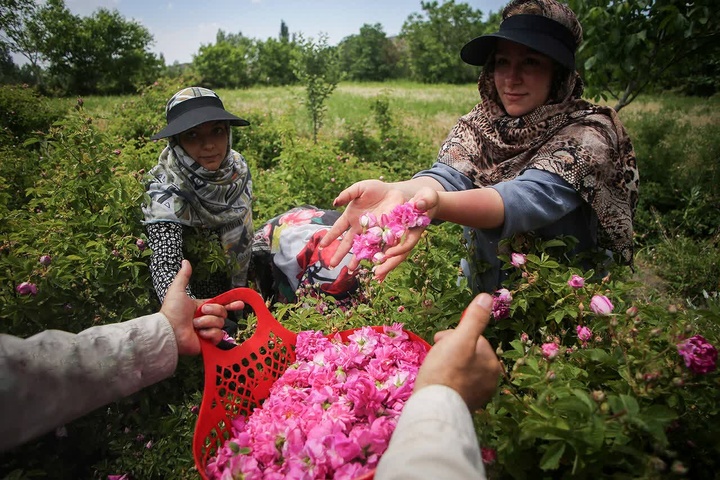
[491,169,583,237]
[413,163,474,192]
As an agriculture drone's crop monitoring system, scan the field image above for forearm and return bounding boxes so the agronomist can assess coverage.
[376,385,486,479]
[0,314,178,451]
[146,222,186,302]
[435,187,505,229]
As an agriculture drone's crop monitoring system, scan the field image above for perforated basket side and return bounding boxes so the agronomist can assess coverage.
[191,288,298,480]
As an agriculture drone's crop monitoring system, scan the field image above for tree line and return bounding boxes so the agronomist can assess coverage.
[1,0,718,110]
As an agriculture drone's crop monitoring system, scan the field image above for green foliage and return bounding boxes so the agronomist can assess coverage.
[35,2,162,95]
[399,0,485,84]
[193,31,258,89]
[254,37,300,86]
[0,83,65,145]
[338,23,398,81]
[476,240,720,479]
[0,108,154,338]
[335,92,433,180]
[292,34,343,143]
[570,0,720,110]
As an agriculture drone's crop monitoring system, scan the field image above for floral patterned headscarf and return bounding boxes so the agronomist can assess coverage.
[438,0,639,264]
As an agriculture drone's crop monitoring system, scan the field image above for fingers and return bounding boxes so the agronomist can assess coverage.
[433,329,453,343]
[193,313,225,330]
[197,327,224,344]
[455,293,494,340]
[332,183,365,208]
[197,303,229,318]
[372,253,408,281]
[224,300,245,312]
[318,216,350,249]
[329,232,355,267]
[168,260,192,294]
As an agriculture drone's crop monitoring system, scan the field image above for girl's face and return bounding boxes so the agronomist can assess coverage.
[493,39,554,117]
[177,121,229,171]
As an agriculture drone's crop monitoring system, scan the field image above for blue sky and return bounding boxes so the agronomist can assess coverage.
[62,0,507,64]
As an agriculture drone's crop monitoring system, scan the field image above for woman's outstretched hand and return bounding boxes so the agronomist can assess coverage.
[318,180,407,269]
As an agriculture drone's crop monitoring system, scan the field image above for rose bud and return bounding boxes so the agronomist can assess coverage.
[39,255,52,266]
[136,239,147,251]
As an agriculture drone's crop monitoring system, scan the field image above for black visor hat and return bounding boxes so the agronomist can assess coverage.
[151,94,249,140]
[460,14,577,70]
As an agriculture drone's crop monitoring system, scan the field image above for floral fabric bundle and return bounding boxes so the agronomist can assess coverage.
[206,324,428,479]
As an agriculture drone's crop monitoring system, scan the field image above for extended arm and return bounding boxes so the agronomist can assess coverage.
[0,261,238,452]
[375,293,501,479]
[146,221,187,303]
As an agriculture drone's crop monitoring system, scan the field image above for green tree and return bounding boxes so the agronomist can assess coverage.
[33,1,161,94]
[255,37,299,86]
[339,23,396,81]
[0,0,46,85]
[570,0,720,110]
[279,19,289,42]
[400,0,485,84]
[292,34,343,143]
[193,30,257,88]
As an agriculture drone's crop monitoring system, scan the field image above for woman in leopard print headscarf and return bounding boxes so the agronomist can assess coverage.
[320,0,639,294]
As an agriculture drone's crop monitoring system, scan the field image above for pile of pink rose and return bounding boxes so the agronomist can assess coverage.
[205,325,428,479]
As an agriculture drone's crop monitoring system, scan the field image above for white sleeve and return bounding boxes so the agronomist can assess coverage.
[376,384,487,479]
[0,313,178,452]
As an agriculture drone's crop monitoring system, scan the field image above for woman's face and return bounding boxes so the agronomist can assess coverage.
[493,39,554,117]
[177,121,229,171]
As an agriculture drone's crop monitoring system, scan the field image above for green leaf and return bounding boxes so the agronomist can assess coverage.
[539,441,566,470]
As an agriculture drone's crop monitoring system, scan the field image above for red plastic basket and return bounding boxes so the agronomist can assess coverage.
[191,287,430,480]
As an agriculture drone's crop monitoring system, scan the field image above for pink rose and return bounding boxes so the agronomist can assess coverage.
[481,446,497,464]
[510,253,526,267]
[16,282,38,296]
[589,295,613,315]
[541,342,559,360]
[677,335,717,374]
[568,274,585,289]
[576,325,593,342]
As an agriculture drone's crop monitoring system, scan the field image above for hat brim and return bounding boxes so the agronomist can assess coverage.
[461,32,575,71]
[461,14,576,71]
[151,106,250,140]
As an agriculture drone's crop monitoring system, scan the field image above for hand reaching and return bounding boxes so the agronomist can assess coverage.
[160,260,245,355]
[318,180,408,269]
[414,293,502,411]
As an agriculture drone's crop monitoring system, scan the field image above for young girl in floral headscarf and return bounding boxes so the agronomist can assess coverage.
[319,0,639,294]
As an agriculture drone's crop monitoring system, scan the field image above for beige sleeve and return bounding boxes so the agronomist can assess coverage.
[0,313,178,451]
[375,384,487,479]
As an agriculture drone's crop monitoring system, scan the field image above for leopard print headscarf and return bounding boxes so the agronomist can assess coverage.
[437,0,639,264]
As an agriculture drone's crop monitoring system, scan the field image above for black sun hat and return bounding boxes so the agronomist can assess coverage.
[151,87,249,140]
[460,14,578,71]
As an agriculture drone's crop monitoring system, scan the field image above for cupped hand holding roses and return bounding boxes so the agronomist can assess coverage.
[319,178,443,277]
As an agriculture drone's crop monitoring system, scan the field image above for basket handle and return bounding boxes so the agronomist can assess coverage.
[193,287,297,348]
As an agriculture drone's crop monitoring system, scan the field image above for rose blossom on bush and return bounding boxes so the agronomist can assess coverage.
[677,335,718,374]
[39,255,52,266]
[541,342,560,360]
[568,274,585,289]
[576,325,593,345]
[511,253,526,267]
[481,447,497,465]
[16,282,38,296]
[492,288,513,320]
[590,294,614,315]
